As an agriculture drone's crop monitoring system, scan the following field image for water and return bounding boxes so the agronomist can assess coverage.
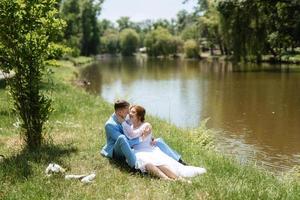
[80,56,300,171]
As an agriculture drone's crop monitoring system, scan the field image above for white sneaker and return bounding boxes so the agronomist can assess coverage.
[45,163,66,176]
[65,174,87,180]
[81,173,96,184]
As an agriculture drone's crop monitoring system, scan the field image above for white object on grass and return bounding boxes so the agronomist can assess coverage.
[65,174,87,180]
[45,163,66,176]
[80,173,96,184]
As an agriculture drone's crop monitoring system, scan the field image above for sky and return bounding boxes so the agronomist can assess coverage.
[100,0,197,22]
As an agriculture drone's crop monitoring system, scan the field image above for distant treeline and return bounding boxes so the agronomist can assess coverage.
[57,0,300,62]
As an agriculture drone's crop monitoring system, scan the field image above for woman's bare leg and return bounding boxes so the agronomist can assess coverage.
[158,165,191,183]
[157,165,178,179]
[145,164,170,180]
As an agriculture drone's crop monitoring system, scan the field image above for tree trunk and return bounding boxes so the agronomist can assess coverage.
[210,44,214,56]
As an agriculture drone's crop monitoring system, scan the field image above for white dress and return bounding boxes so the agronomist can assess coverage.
[123,122,207,178]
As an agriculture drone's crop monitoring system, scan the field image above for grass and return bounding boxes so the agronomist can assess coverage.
[0,60,299,200]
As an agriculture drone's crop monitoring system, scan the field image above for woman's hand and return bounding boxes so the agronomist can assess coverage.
[141,123,152,140]
[143,123,152,134]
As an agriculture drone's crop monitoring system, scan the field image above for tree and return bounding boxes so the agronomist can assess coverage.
[98,19,115,36]
[197,0,225,56]
[60,0,81,56]
[153,19,175,34]
[119,28,140,56]
[100,29,120,54]
[81,0,103,56]
[60,0,104,56]
[144,27,182,57]
[176,10,196,33]
[181,24,200,41]
[0,0,65,150]
[117,17,135,31]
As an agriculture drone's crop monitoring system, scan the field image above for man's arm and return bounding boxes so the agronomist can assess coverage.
[105,123,141,147]
[105,123,122,141]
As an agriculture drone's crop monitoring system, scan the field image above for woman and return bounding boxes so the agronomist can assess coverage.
[122,105,206,181]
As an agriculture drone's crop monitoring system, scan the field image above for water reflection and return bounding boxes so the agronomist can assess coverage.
[80,57,300,171]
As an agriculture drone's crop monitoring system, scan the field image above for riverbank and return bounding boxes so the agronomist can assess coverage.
[0,59,299,199]
[199,52,300,64]
[99,52,300,65]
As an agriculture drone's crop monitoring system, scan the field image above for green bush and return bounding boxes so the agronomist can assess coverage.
[119,28,140,56]
[47,43,72,59]
[100,29,120,54]
[144,27,182,57]
[0,0,64,150]
[184,39,200,58]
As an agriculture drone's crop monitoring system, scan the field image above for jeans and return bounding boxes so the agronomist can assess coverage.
[113,135,136,168]
[155,138,181,161]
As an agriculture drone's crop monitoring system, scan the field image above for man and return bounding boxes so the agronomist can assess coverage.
[101,100,186,168]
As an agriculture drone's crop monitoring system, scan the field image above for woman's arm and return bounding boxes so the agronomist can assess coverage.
[122,122,152,140]
[121,121,137,139]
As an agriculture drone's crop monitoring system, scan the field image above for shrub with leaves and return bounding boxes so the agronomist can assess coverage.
[184,39,200,59]
[119,28,140,56]
[0,0,65,150]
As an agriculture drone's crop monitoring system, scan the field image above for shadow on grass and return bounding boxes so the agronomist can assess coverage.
[108,158,144,176]
[0,110,12,117]
[0,80,6,89]
[0,144,77,182]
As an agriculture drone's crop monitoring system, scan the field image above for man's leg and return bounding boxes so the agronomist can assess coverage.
[113,135,136,168]
[155,138,181,161]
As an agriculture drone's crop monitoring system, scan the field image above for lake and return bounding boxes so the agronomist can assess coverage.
[80,56,300,172]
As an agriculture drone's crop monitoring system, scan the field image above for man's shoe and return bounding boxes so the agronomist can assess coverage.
[178,158,188,166]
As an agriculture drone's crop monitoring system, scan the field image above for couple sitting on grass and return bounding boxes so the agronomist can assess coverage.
[101,100,206,181]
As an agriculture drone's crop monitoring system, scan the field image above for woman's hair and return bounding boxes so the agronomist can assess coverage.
[130,105,146,122]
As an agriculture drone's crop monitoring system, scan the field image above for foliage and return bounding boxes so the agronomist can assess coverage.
[58,0,300,62]
[60,0,81,56]
[47,43,72,59]
[176,9,196,33]
[184,39,200,58]
[0,0,65,150]
[181,24,200,41]
[169,36,184,56]
[119,28,140,56]
[116,17,136,31]
[98,19,115,35]
[153,19,176,35]
[216,0,300,62]
[182,0,300,62]
[80,0,102,56]
[197,1,225,56]
[100,29,120,54]
[144,27,182,57]
[60,0,104,56]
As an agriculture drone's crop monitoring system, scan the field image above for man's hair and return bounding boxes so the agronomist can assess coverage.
[114,100,130,111]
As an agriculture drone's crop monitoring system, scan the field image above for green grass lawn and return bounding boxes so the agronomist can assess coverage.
[0,60,299,200]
